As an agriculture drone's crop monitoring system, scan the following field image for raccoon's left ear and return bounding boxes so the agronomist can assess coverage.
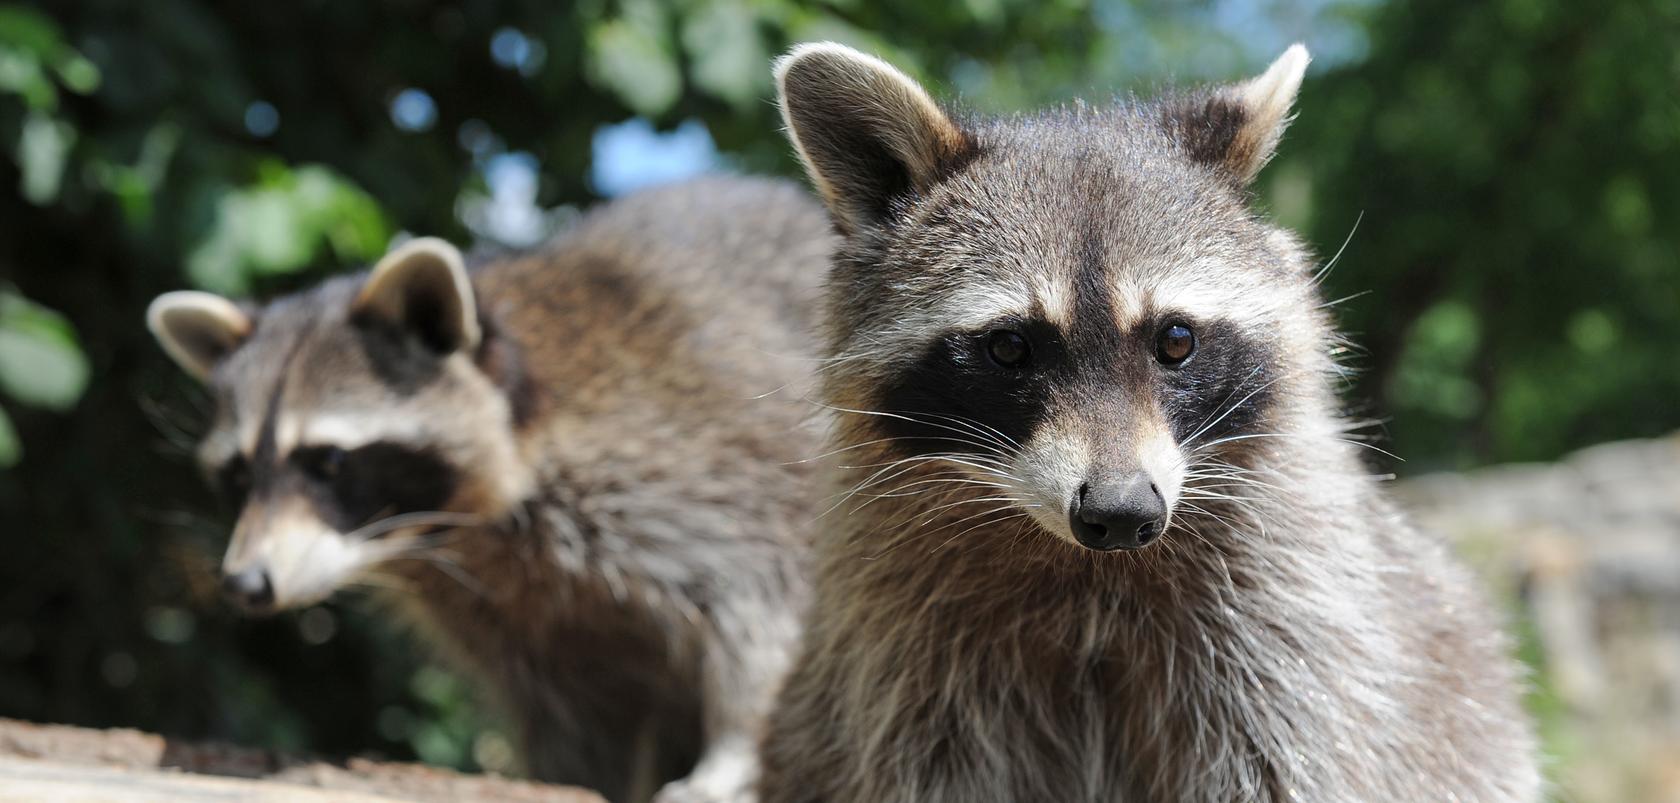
[1163,44,1310,185]
[147,291,254,381]
[353,237,481,354]
[775,42,975,235]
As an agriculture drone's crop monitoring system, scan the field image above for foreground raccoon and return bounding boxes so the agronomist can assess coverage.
[758,44,1540,802]
[148,177,831,803]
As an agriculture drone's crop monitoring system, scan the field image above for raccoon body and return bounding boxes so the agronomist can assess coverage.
[148,176,833,803]
[757,44,1539,802]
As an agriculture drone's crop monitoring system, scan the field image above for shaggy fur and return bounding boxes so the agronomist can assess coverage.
[758,43,1540,802]
[148,176,834,803]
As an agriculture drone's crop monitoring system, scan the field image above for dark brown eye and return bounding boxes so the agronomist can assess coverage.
[297,446,349,483]
[986,330,1030,368]
[1155,323,1195,366]
[217,456,252,504]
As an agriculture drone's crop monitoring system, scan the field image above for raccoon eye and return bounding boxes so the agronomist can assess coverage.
[985,330,1031,368]
[1155,323,1196,366]
[217,456,252,504]
[297,446,349,483]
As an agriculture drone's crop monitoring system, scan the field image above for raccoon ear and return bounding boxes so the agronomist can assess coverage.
[775,42,973,234]
[147,291,254,381]
[353,237,481,354]
[1164,44,1310,185]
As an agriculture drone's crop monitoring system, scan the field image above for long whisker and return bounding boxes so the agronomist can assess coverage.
[345,511,485,542]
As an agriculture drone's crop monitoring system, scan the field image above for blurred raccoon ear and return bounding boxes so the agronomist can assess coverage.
[775,42,974,234]
[147,291,253,381]
[352,237,480,354]
[1164,44,1310,185]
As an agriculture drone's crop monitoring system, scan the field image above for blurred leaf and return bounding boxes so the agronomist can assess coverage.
[0,291,89,411]
[0,5,98,107]
[682,2,768,109]
[187,163,391,294]
[1389,300,1483,421]
[53,54,99,95]
[587,1,681,116]
[88,123,180,224]
[0,46,55,109]
[16,111,72,204]
[0,406,17,468]
[0,6,65,56]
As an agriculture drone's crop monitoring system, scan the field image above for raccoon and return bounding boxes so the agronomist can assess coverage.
[147,176,832,803]
[756,43,1540,802]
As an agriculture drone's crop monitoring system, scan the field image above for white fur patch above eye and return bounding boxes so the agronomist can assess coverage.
[945,281,1035,329]
[276,411,429,454]
[850,279,1035,370]
[1029,274,1074,327]
[1117,259,1278,332]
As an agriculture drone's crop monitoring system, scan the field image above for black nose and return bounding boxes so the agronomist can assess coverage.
[1069,473,1166,551]
[221,567,275,613]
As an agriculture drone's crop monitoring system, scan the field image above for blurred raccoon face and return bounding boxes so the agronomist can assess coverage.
[149,239,532,611]
[778,43,1317,552]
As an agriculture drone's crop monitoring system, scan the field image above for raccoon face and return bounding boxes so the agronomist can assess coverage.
[149,239,533,611]
[778,43,1323,552]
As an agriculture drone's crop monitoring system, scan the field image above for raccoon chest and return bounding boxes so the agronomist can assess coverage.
[930,617,1306,801]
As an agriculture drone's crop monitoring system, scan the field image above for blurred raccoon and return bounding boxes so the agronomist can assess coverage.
[147,176,832,803]
[757,44,1540,802]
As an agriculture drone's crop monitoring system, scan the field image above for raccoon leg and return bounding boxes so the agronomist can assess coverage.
[655,598,799,803]
[518,699,643,801]
[518,664,704,803]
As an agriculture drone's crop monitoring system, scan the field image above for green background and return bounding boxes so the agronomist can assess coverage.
[0,0,1675,786]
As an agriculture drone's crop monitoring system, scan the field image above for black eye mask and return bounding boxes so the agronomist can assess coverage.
[874,312,1277,459]
[289,441,460,533]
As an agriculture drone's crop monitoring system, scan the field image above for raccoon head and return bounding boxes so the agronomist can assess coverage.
[148,238,534,611]
[778,43,1328,553]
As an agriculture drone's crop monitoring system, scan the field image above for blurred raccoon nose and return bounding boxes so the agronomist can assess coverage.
[221,567,275,613]
[1070,473,1166,551]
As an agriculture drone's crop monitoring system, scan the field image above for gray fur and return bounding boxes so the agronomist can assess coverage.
[150,176,835,803]
[760,43,1540,802]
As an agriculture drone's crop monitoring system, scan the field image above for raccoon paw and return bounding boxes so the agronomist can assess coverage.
[653,749,757,803]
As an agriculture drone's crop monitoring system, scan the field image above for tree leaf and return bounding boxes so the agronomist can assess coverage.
[186,163,390,294]
[682,2,768,110]
[17,111,73,204]
[0,291,89,411]
[587,5,681,116]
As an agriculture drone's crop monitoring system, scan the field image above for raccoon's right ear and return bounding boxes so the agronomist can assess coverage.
[147,291,253,381]
[775,42,974,234]
[1162,44,1311,186]
[352,237,481,355]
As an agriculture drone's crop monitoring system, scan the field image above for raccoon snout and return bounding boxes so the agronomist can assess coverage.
[222,566,276,614]
[1069,473,1166,552]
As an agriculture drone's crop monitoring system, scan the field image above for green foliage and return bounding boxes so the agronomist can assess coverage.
[1270,0,1680,469]
[187,163,391,294]
[0,0,1673,782]
[0,286,89,468]
[0,289,88,412]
